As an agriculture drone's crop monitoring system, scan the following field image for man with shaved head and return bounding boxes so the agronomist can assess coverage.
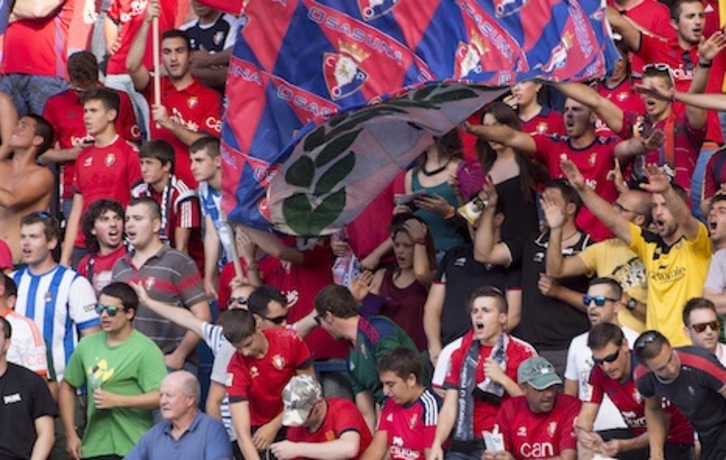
[126,370,232,459]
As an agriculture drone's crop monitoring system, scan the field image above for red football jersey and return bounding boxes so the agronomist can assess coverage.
[226,328,312,427]
[43,87,140,200]
[520,109,565,137]
[143,77,222,186]
[587,361,694,444]
[377,388,440,460]
[445,332,537,436]
[496,394,580,459]
[3,2,73,77]
[595,79,646,137]
[77,245,128,296]
[534,134,619,241]
[287,398,373,460]
[72,136,141,247]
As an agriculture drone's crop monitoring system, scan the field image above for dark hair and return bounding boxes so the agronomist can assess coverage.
[389,213,437,273]
[219,309,257,344]
[587,322,625,350]
[23,114,54,156]
[162,29,191,52]
[633,330,670,362]
[477,102,548,203]
[682,297,718,326]
[711,193,726,208]
[100,282,139,319]
[81,87,120,119]
[190,136,220,159]
[67,51,98,84]
[545,178,583,214]
[21,211,60,242]
[0,274,16,300]
[588,277,623,300]
[248,285,287,317]
[315,284,358,319]
[465,285,507,316]
[417,129,463,169]
[82,199,125,253]
[127,197,162,222]
[377,347,424,384]
[139,140,175,172]
[670,0,701,20]
[0,316,11,339]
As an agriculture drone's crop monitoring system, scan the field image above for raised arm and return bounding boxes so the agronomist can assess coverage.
[460,122,537,156]
[554,82,624,134]
[640,164,702,240]
[560,156,633,245]
[131,281,205,337]
[605,7,642,53]
[473,181,513,266]
[125,0,156,91]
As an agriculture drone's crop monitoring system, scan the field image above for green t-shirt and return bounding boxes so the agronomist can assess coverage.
[349,316,427,403]
[64,329,167,457]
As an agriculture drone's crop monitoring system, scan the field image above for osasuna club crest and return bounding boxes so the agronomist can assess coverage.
[453,33,486,80]
[323,41,369,100]
[105,153,116,167]
[357,0,399,21]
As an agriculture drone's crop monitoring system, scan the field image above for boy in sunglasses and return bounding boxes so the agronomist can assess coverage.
[682,298,726,366]
[577,323,694,460]
[634,329,726,460]
[562,278,640,447]
[60,282,167,460]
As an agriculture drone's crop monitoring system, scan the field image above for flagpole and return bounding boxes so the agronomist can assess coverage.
[152,16,161,131]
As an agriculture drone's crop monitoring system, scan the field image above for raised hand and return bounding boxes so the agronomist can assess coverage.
[699,31,726,62]
[639,163,671,194]
[559,155,587,191]
[541,188,567,230]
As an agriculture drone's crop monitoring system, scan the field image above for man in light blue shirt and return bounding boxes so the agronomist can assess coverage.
[126,370,232,460]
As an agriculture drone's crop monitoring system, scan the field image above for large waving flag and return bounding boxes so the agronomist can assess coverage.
[216,0,619,235]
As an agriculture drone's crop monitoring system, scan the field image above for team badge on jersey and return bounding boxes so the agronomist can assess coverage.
[250,366,259,379]
[145,276,156,290]
[589,152,597,166]
[547,421,558,437]
[105,153,116,167]
[272,354,286,370]
[187,96,199,109]
[214,31,225,47]
[323,41,369,100]
[358,0,399,21]
[453,33,486,80]
[409,413,418,429]
[536,121,549,134]
[617,92,628,102]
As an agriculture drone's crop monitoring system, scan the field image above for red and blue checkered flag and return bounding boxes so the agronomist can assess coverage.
[216,0,620,234]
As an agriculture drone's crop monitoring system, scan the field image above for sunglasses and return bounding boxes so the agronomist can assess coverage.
[689,320,720,333]
[681,50,694,71]
[583,295,618,307]
[263,313,288,325]
[227,296,248,307]
[96,304,122,316]
[634,331,659,350]
[643,62,673,76]
[593,348,620,366]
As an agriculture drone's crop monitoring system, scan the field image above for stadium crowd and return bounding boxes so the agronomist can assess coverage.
[1,0,726,459]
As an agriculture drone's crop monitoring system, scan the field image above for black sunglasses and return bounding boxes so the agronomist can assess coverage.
[227,296,248,307]
[583,295,618,307]
[689,320,720,333]
[263,313,288,325]
[593,348,620,366]
[96,303,122,317]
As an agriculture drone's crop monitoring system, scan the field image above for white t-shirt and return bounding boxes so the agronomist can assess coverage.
[564,326,640,431]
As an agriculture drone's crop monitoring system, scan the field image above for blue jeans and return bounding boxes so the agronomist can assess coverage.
[0,74,69,116]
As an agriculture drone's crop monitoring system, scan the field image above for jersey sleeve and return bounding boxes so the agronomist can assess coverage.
[176,196,201,229]
[532,134,556,167]
[687,222,712,255]
[444,346,464,389]
[556,399,580,453]
[29,370,58,418]
[636,34,665,65]
[117,93,141,142]
[62,339,87,388]
[574,244,599,277]
[627,222,650,261]
[223,15,239,50]
[586,367,604,404]
[226,353,250,402]
[563,341,579,382]
[125,144,142,188]
[68,276,100,331]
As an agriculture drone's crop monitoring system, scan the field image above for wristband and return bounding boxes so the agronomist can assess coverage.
[413,239,426,245]
[698,60,712,68]
[444,206,456,220]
